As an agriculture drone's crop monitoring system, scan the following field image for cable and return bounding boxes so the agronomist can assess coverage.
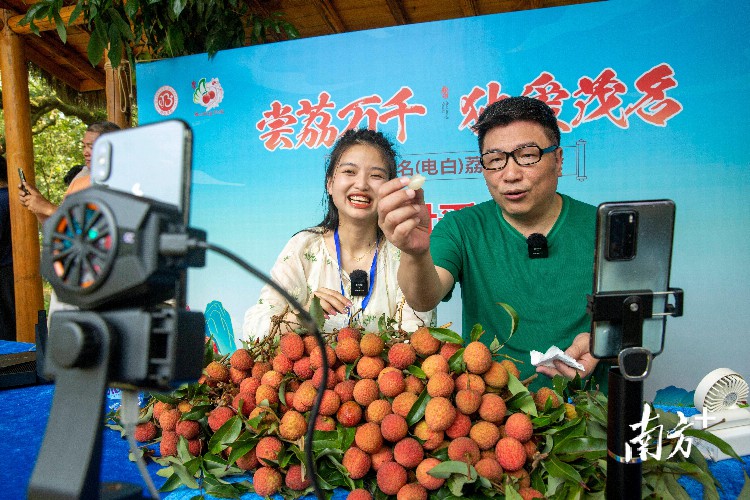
[192,240,327,499]
[120,390,161,499]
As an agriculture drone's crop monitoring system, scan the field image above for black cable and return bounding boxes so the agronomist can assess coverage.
[193,240,327,499]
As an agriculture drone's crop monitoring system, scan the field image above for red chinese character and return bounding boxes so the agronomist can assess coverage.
[571,68,628,128]
[378,87,427,143]
[256,100,298,150]
[624,63,683,126]
[523,72,572,133]
[441,158,459,175]
[465,156,482,174]
[398,160,414,177]
[438,202,475,216]
[458,82,509,131]
[420,159,438,176]
[296,92,339,149]
[424,203,439,233]
[337,95,383,131]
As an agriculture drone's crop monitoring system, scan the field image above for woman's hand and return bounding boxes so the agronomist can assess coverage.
[313,287,352,318]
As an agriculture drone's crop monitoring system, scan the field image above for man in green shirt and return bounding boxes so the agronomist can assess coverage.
[378,96,604,391]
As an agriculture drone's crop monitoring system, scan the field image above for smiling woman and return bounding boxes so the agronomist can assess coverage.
[241,129,436,343]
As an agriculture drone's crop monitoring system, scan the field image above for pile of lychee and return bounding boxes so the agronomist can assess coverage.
[134,326,565,499]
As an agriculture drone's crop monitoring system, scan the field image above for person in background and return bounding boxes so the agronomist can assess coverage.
[62,165,84,186]
[0,156,16,341]
[377,96,606,391]
[242,128,436,343]
[18,121,120,223]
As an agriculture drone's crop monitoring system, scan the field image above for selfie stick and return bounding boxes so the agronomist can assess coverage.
[588,288,683,500]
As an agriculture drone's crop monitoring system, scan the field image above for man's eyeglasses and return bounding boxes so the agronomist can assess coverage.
[480,144,559,171]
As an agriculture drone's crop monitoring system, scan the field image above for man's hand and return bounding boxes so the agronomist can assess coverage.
[313,287,352,318]
[18,182,57,223]
[536,332,599,380]
[377,177,431,256]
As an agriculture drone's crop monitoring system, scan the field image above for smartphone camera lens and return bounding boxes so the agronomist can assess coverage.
[606,211,637,261]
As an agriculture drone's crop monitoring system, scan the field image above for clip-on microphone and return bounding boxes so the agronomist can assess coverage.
[351,269,368,296]
[527,233,548,259]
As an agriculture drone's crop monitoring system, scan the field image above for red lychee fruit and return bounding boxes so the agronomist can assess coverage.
[463,341,493,374]
[371,447,394,472]
[378,369,406,398]
[426,371,454,398]
[260,369,283,389]
[415,457,444,490]
[347,488,373,500]
[310,344,337,370]
[134,421,157,442]
[312,367,337,389]
[232,393,256,417]
[501,359,521,378]
[410,327,441,357]
[356,356,385,379]
[504,412,534,443]
[337,400,363,427]
[360,333,385,356]
[293,356,314,380]
[478,393,507,424]
[279,410,307,441]
[380,413,408,442]
[366,398,392,424]
[388,342,417,369]
[256,436,283,464]
[208,406,235,432]
[285,463,312,491]
[534,387,561,410]
[353,378,380,407]
[239,376,261,399]
[342,447,371,479]
[252,466,282,497]
[255,383,280,406]
[335,337,361,363]
[413,420,444,451]
[354,422,383,454]
[445,411,472,439]
[455,372,486,393]
[495,436,526,471]
[519,486,545,499]
[205,360,230,382]
[425,396,456,432]
[175,419,200,440]
[315,415,337,431]
[272,352,293,374]
[420,354,449,378]
[152,401,173,420]
[230,348,254,371]
[447,436,481,465]
[338,326,362,343]
[455,388,482,415]
[235,448,259,470]
[158,408,181,432]
[393,437,424,469]
[159,431,178,457]
[483,361,509,389]
[397,482,428,500]
[229,367,249,384]
[474,457,503,482]
[292,380,317,412]
[392,391,418,418]
[335,379,356,403]
[440,342,462,361]
[251,361,271,379]
[470,420,501,450]
[377,461,407,495]
[404,374,425,394]
[280,333,305,361]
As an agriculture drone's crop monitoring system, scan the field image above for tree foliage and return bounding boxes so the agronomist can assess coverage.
[21,0,299,68]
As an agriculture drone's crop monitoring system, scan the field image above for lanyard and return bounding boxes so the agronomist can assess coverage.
[334,228,378,313]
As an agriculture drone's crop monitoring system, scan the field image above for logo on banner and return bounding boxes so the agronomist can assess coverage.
[192,77,224,115]
[154,86,178,116]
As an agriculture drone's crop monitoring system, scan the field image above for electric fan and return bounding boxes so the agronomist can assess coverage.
[690,368,750,460]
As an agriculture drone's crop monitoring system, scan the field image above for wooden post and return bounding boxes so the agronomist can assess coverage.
[104,50,131,128]
[0,10,45,343]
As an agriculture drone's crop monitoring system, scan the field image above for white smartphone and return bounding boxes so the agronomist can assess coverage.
[90,119,193,224]
[590,200,676,359]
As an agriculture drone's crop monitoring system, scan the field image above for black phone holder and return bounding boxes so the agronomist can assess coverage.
[588,288,683,500]
[28,187,207,499]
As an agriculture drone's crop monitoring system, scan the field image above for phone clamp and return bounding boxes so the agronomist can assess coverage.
[588,287,684,500]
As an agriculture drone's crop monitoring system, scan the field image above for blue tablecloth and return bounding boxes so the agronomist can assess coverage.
[1,340,747,499]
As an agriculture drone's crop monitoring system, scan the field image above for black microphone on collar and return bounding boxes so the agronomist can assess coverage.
[351,269,369,296]
[527,233,548,259]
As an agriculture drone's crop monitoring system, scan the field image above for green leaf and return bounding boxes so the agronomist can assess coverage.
[469,324,483,343]
[426,460,476,479]
[682,428,744,462]
[543,453,584,486]
[553,436,607,455]
[427,327,464,345]
[406,389,430,427]
[407,365,427,379]
[738,472,750,500]
[496,302,519,334]
[504,484,524,500]
[309,296,326,332]
[87,29,107,67]
[506,373,528,396]
[505,391,538,417]
[207,415,243,454]
[448,348,466,374]
[169,459,199,489]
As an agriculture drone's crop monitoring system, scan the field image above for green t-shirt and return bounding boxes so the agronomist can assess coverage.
[431,193,608,392]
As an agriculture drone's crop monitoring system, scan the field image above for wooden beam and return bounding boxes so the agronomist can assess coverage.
[36,30,105,86]
[0,9,45,343]
[22,40,92,91]
[384,0,408,25]
[7,5,83,35]
[459,0,479,17]
[312,0,346,34]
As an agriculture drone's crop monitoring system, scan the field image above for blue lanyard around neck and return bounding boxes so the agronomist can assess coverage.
[334,228,378,313]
